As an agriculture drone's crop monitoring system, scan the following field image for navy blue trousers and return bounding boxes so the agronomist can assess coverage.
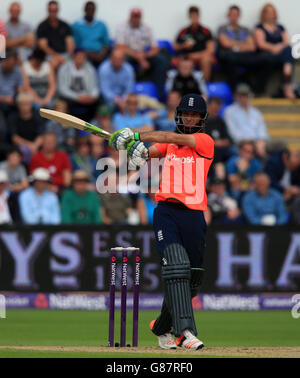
[153,201,207,268]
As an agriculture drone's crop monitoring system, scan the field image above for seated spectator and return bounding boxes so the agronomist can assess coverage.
[174,6,215,82]
[58,48,99,122]
[115,8,168,101]
[71,137,97,184]
[29,132,72,193]
[61,170,102,224]
[0,147,28,193]
[217,5,265,92]
[23,48,56,109]
[72,1,110,66]
[224,83,269,158]
[254,3,295,99]
[44,100,75,152]
[0,49,24,118]
[226,140,262,194]
[148,91,180,131]
[166,57,207,98]
[242,172,288,225]
[208,178,242,224]
[19,167,60,224]
[264,149,300,204]
[112,93,153,132]
[99,170,135,225]
[6,2,35,62]
[9,93,44,161]
[37,0,75,69]
[98,49,135,111]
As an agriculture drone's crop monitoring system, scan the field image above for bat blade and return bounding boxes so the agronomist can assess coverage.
[39,108,111,140]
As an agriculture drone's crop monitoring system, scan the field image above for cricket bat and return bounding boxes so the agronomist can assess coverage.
[39,108,112,140]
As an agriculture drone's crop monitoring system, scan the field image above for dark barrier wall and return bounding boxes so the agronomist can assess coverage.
[0,226,299,293]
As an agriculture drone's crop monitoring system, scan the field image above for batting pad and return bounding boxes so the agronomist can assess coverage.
[162,243,197,337]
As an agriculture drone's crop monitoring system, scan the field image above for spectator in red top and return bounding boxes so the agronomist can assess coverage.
[29,132,72,193]
[174,6,215,82]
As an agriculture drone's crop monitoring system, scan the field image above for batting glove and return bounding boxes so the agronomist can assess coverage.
[126,140,149,167]
[109,128,140,150]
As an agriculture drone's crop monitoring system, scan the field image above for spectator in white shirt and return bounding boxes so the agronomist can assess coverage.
[115,8,168,101]
[224,83,269,158]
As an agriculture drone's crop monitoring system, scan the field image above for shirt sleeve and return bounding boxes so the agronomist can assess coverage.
[192,133,214,159]
[153,143,168,156]
[36,22,47,39]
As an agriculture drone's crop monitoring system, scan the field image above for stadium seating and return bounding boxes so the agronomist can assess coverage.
[207,82,233,105]
[134,82,159,100]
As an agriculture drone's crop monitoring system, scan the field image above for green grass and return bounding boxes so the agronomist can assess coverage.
[0,309,299,357]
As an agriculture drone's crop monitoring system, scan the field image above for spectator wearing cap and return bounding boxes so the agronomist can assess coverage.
[19,168,60,224]
[242,172,288,225]
[224,83,269,158]
[113,93,153,132]
[115,8,168,101]
[98,48,135,111]
[37,1,75,70]
[9,93,44,161]
[22,48,56,109]
[6,2,35,62]
[58,48,100,122]
[217,5,265,92]
[29,132,72,193]
[166,57,207,99]
[72,1,110,66]
[174,6,215,82]
[44,100,75,152]
[0,49,24,117]
[61,170,102,224]
[0,147,28,193]
[264,149,300,204]
[147,91,180,132]
[207,178,243,224]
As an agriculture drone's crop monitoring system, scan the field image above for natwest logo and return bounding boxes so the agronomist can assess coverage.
[166,153,195,164]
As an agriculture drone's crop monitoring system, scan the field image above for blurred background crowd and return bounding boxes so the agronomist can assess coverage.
[0,1,300,227]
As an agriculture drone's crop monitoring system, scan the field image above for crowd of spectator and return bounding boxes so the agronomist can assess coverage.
[0,1,299,227]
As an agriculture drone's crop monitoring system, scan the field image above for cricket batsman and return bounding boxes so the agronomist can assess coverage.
[109,93,214,351]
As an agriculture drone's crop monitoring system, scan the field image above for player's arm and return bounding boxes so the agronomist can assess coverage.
[139,131,196,148]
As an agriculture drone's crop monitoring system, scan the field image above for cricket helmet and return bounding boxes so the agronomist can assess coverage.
[175,93,208,134]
